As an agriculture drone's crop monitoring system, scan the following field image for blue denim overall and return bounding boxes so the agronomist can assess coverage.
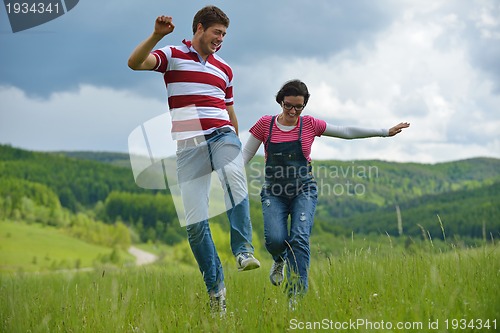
[261,116,318,296]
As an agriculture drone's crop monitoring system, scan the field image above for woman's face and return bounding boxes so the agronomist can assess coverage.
[280,95,305,125]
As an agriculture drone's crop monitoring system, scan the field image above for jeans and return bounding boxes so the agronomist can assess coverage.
[177,130,254,294]
[261,181,317,296]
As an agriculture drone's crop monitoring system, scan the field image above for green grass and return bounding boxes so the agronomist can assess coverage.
[1,243,498,332]
[0,220,134,272]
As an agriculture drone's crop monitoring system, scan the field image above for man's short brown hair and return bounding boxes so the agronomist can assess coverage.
[192,5,230,34]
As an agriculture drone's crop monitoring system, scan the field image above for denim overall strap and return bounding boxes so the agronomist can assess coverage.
[264,116,277,149]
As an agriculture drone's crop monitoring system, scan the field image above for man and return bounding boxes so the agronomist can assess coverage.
[128,6,260,314]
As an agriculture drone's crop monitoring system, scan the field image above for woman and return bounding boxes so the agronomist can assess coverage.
[243,79,409,300]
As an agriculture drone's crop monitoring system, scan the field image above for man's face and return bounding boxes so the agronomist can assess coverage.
[196,23,227,57]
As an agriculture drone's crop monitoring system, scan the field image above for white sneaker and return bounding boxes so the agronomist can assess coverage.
[288,296,298,311]
[236,252,261,271]
[209,288,226,316]
[269,260,286,286]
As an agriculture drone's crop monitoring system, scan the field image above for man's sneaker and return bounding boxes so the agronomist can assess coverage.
[288,296,298,311]
[269,260,286,286]
[209,288,226,316]
[236,252,261,271]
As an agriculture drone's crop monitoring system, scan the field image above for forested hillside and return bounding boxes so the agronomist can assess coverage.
[319,182,500,240]
[1,144,499,246]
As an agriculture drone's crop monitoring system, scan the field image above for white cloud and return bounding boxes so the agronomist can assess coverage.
[474,2,500,39]
[0,85,171,153]
[234,1,500,163]
[1,1,499,164]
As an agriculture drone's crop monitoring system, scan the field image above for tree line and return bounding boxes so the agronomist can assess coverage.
[1,144,499,246]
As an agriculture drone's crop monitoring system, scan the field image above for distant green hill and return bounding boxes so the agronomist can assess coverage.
[320,181,500,239]
[0,145,149,211]
[246,157,500,241]
[0,220,133,272]
[1,144,499,244]
[57,151,132,168]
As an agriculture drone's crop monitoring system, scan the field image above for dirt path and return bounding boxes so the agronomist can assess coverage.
[128,246,158,266]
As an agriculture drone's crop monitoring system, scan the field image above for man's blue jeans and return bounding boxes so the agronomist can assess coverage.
[177,130,254,294]
[261,182,317,295]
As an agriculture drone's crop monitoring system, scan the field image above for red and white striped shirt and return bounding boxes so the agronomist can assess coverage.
[151,40,234,140]
[249,115,327,161]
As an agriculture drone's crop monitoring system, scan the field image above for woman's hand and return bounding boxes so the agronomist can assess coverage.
[388,122,410,136]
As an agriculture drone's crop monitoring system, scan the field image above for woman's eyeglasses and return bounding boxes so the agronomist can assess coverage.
[282,102,305,111]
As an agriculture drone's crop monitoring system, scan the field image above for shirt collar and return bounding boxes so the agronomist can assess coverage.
[182,39,222,54]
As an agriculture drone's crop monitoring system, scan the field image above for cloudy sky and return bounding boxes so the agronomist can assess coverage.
[1,0,499,163]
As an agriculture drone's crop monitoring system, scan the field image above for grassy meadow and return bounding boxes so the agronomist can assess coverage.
[1,145,499,332]
[1,240,498,333]
[0,221,134,273]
